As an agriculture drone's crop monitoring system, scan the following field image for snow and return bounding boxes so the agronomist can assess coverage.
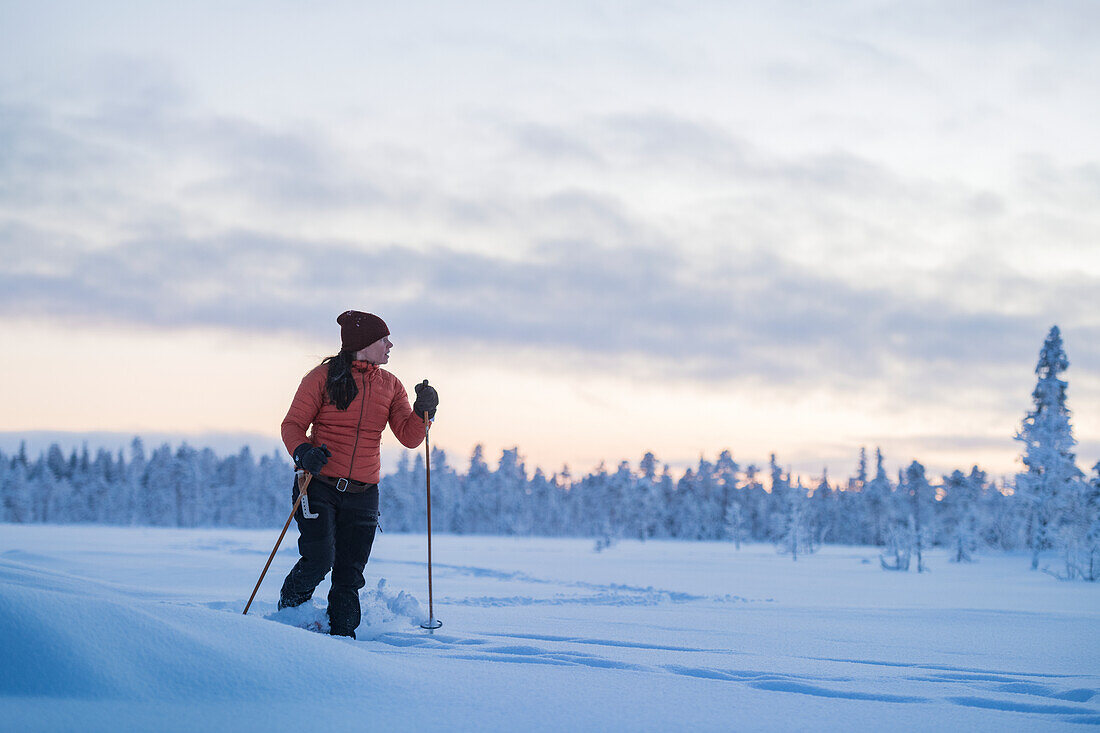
[1,524,1097,732]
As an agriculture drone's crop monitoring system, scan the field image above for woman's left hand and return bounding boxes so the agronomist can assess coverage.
[413,380,439,419]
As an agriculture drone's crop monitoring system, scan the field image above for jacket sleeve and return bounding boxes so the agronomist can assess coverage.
[281,368,325,456]
[388,378,427,449]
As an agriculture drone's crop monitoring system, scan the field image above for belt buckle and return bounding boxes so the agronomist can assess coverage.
[335,477,349,492]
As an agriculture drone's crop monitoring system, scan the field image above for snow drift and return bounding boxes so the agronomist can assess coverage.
[1,525,1098,732]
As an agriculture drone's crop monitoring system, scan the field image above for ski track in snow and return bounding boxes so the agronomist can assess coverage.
[382,557,772,606]
[362,627,1099,722]
[338,555,1100,725]
[385,557,1098,726]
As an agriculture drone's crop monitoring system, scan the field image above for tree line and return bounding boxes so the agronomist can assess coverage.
[2,438,1096,575]
[2,326,1097,578]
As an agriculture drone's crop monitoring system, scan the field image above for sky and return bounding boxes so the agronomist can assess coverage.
[1,0,1098,482]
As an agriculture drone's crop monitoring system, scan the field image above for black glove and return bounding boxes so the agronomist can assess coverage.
[413,380,438,419]
[293,443,331,476]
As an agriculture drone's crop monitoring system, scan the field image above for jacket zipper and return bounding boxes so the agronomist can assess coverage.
[346,369,372,478]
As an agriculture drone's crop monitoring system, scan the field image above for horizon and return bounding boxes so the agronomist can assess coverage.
[2,424,1091,489]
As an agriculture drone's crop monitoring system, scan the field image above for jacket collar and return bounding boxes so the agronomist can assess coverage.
[352,360,380,374]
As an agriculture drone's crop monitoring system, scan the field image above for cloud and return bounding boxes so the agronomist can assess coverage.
[5,219,1095,405]
[511,122,604,165]
[2,65,1098,408]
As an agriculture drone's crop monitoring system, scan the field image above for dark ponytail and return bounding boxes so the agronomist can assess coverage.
[321,350,359,410]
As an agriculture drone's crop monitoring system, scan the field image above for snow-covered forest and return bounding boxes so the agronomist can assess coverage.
[2,327,1097,578]
[3,439,1097,575]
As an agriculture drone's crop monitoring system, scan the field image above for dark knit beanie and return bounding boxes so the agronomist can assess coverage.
[337,310,390,352]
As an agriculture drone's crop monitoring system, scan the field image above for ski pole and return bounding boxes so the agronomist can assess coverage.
[243,472,313,615]
[420,411,443,630]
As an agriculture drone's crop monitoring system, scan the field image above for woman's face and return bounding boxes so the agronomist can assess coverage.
[356,336,392,364]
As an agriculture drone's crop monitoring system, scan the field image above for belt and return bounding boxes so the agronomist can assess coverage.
[313,474,378,494]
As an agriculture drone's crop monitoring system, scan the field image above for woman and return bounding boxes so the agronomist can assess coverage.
[278,310,438,638]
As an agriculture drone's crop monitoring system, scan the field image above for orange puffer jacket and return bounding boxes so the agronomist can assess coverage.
[281,361,426,485]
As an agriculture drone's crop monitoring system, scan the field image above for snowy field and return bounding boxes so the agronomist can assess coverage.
[1,524,1098,732]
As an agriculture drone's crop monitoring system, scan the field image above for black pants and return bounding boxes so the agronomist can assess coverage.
[279,478,379,637]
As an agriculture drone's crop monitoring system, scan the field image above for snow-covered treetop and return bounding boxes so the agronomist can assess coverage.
[1036,325,1068,379]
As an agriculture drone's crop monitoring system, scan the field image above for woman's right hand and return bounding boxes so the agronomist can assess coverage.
[293,443,332,475]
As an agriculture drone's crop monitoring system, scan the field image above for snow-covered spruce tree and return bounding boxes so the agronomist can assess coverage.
[837,448,869,545]
[492,448,527,535]
[410,452,431,532]
[171,444,201,528]
[907,461,934,572]
[881,521,912,570]
[634,452,662,540]
[715,450,741,543]
[1015,325,1085,571]
[766,454,787,541]
[669,466,700,539]
[739,463,767,540]
[863,448,892,547]
[0,456,8,522]
[509,452,540,537]
[2,457,32,523]
[456,445,491,534]
[644,466,666,540]
[433,450,462,532]
[852,447,868,491]
[694,456,722,540]
[122,446,147,524]
[605,460,634,541]
[980,477,1024,550]
[716,451,746,549]
[724,497,745,549]
[426,448,460,535]
[88,448,117,523]
[4,448,32,523]
[381,452,412,531]
[811,468,834,545]
[125,438,147,525]
[769,458,813,560]
[573,461,611,538]
[571,460,610,541]
[524,466,555,536]
[942,468,981,562]
[766,456,786,541]
[1055,459,1100,581]
[833,487,862,545]
[559,464,580,535]
[256,449,291,527]
[1059,468,1096,581]
[881,465,914,571]
[776,475,813,560]
[38,444,69,522]
[225,446,261,528]
[1080,463,1100,581]
[39,465,72,523]
[65,445,94,523]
